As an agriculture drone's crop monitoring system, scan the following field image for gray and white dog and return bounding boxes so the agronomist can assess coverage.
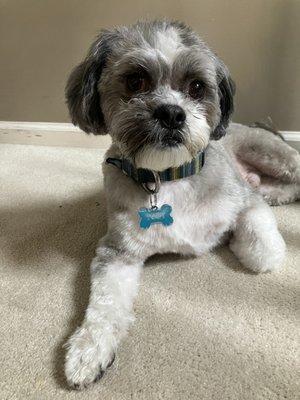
[64,20,300,389]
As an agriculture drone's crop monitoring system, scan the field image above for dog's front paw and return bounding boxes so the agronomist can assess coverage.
[65,324,115,390]
[230,234,286,273]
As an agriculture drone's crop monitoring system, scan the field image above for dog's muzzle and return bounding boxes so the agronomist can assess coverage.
[153,104,186,146]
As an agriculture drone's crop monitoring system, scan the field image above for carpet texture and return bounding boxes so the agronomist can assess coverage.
[0,143,299,400]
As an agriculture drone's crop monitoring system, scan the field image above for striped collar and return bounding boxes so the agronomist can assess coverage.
[106,150,205,184]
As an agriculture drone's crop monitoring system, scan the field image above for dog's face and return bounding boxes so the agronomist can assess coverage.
[67,21,235,170]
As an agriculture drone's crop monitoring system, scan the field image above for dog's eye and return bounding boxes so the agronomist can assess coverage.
[126,73,148,93]
[188,80,205,100]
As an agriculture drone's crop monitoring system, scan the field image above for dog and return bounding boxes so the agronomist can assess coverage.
[64,20,300,389]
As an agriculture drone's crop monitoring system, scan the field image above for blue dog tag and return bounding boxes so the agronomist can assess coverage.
[139,204,173,229]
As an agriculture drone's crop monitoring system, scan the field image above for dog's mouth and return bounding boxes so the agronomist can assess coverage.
[160,130,184,147]
[121,126,185,158]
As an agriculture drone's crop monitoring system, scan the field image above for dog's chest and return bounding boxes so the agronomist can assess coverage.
[135,177,238,256]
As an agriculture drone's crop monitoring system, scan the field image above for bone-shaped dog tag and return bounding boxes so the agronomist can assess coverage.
[138,204,173,229]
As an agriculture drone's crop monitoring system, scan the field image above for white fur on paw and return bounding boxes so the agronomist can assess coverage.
[230,203,286,273]
[230,234,286,273]
[65,325,116,390]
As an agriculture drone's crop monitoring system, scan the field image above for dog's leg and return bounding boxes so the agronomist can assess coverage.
[65,238,143,389]
[226,125,300,184]
[259,176,300,206]
[230,199,286,273]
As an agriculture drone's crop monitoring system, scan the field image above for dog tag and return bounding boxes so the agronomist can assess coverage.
[138,204,173,229]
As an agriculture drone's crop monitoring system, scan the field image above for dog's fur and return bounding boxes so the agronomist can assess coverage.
[64,20,300,389]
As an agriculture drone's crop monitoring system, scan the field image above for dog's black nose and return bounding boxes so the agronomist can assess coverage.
[153,104,186,129]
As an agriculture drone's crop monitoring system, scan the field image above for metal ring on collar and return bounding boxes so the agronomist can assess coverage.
[141,171,161,194]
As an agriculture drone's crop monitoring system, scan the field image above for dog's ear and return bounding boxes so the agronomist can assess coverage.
[65,31,113,134]
[211,61,236,140]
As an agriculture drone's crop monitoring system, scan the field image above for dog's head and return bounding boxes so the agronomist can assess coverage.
[66,20,235,170]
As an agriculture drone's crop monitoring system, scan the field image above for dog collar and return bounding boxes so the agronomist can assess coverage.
[106,150,205,185]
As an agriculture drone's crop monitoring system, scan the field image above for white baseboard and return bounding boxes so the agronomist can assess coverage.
[0,121,299,151]
[281,132,300,151]
[0,121,111,148]
[0,121,80,131]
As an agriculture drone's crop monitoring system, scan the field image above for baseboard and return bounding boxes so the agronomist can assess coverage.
[0,121,299,151]
[281,132,300,151]
[0,121,111,148]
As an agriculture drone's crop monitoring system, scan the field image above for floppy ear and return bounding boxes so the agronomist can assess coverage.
[211,62,236,140]
[65,31,112,134]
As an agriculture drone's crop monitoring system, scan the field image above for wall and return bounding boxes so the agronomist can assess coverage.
[0,0,299,130]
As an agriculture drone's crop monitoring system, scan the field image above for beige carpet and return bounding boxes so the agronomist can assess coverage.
[0,143,299,400]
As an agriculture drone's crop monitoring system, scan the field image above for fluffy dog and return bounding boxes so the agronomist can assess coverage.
[64,20,300,389]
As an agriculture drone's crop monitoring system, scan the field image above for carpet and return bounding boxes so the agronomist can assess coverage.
[0,143,299,400]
